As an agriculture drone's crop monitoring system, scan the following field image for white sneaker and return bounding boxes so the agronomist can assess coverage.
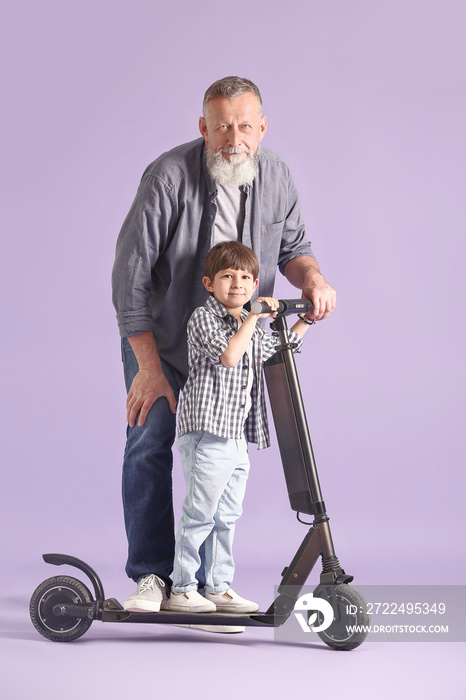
[123,574,169,613]
[204,588,260,613]
[169,590,216,613]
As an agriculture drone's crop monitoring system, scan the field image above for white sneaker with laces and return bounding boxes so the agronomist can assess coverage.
[169,590,217,612]
[204,588,260,613]
[123,574,169,613]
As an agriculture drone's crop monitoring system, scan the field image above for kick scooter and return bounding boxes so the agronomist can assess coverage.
[29,300,370,650]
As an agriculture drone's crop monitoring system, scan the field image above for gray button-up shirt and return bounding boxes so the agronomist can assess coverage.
[112,138,313,382]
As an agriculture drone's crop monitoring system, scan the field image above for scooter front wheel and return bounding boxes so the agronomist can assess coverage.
[30,575,93,642]
[313,583,370,651]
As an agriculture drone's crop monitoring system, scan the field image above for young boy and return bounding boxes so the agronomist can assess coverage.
[169,241,313,613]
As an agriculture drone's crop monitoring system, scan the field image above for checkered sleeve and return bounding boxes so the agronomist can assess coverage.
[188,307,232,366]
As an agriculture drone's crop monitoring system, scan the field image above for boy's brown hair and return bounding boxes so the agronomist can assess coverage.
[203,241,259,281]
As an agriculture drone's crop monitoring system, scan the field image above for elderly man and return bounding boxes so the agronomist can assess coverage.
[112,76,336,615]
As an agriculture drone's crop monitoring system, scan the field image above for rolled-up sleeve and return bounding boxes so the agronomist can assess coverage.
[277,171,314,276]
[111,174,177,337]
[188,308,231,366]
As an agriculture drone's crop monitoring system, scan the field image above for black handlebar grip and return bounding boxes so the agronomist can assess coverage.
[250,299,313,316]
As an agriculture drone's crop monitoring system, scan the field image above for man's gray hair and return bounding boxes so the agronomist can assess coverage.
[203,76,263,117]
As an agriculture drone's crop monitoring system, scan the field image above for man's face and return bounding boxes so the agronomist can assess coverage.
[199,93,267,165]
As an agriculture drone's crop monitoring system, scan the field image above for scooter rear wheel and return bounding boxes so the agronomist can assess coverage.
[313,583,370,651]
[30,575,93,642]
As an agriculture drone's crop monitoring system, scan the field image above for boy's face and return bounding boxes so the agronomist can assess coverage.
[203,267,259,315]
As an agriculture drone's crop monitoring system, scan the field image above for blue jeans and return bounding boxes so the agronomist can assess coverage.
[172,431,250,594]
[121,338,182,583]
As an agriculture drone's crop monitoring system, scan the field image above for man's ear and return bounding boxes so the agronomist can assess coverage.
[202,275,214,292]
[253,278,259,291]
[259,115,268,143]
[199,117,208,141]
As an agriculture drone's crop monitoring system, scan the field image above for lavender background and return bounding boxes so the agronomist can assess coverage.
[1,1,465,698]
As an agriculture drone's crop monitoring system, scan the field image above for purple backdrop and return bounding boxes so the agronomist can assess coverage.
[1,1,465,697]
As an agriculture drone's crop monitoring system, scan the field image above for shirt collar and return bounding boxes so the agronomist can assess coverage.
[202,147,218,197]
[205,295,248,325]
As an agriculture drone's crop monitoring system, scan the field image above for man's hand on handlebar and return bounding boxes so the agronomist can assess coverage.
[302,273,336,321]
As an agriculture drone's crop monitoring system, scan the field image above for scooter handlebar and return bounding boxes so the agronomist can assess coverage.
[250,298,313,317]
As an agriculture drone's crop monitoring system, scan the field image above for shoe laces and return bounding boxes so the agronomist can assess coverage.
[138,574,165,592]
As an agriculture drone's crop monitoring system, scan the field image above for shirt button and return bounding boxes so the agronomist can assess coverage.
[242,385,246,389]
[240,404,245,409]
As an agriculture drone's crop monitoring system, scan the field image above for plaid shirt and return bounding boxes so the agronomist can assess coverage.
[177,296,303,450]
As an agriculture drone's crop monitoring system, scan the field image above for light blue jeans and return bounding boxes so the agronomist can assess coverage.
[172,431,250,594]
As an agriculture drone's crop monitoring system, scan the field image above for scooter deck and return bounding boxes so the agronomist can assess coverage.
[102,606,280,627]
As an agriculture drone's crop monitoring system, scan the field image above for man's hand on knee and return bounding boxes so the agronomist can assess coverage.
[126,369,177,427]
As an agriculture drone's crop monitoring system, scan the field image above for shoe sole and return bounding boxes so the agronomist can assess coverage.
[209,605,260,614]
[175,624,245,633]
[168,605,216,613]
[123,602,162,613]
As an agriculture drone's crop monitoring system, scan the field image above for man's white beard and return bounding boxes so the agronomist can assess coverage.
[206,146,260,187]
